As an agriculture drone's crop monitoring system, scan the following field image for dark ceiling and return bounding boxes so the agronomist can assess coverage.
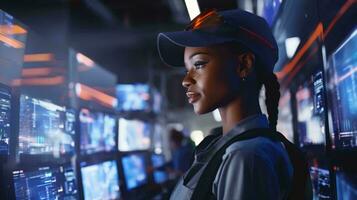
[1,0,186,81]
[0,0,238,109]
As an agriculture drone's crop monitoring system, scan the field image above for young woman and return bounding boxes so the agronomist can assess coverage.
[157,9,307,200]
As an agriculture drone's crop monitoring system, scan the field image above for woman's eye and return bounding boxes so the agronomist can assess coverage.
[194,61,207,69]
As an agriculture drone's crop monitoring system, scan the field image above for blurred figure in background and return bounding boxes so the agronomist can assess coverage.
[147,128,194,180]
[168,128,195,177]
[148,128,195,199]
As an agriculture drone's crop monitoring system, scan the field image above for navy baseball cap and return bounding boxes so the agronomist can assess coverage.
[157,9,278,72]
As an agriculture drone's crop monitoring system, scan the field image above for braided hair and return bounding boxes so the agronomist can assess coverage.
[257,69,281,131]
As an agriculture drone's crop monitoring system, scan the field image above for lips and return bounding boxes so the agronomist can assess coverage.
[186,91,201,104]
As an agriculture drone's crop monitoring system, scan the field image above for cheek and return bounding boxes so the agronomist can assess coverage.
[211,80,232,104]
[212,66,234,93]
[200,72,233,106]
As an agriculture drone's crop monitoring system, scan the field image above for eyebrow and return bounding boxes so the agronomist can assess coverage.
[189,52,209,59]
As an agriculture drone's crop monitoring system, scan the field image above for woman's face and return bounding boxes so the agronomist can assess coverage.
[183,45,239,114]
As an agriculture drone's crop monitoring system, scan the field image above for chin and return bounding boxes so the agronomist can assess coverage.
[193,107,205,115]
[193,103,216,115]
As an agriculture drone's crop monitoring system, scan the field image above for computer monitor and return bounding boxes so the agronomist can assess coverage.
[13,164,78,199]
[309,167,332,199]
[295,71,326,147]
[18,95,75,156]
[116,84,150,111]
[151,154,168,184]
[121,153,148,190]
[80,160,120,200]
[118,118,151,151]
[79,108,116,154]
[277,91,294,143]
[0,83,11,155]
[327,29,357,150]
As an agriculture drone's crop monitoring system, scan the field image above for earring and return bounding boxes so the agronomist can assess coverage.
[242,77,246,81]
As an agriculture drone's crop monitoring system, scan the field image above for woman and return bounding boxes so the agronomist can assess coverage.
[157,9,308,200]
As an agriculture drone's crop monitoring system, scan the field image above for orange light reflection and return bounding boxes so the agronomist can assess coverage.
[76,83,117,108]
[0,33,24,48]
[11,76,64,86]
[76,53,94,71]
[0,25,27,35]
[22,68,54,77]
[24,53,54,62]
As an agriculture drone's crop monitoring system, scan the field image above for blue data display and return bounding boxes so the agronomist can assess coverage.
[118,118,151,151]
[79,108,116,154]
[116,84,150,111]
[0,84,11,155]
[122,154,148,190]
[151,154,168,184]
[18,95,75,156]
[80,160,120,200]
[327,29,357,150]
[309,167,332,199]
[296,71,326,147]
[336,169,357,200]
[13,165,78,200]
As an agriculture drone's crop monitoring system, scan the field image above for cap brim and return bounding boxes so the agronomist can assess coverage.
[157,30,234,67]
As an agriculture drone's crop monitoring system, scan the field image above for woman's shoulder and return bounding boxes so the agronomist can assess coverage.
[223,136,286,161]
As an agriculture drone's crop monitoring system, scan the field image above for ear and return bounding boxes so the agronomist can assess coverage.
[236,52,255,78]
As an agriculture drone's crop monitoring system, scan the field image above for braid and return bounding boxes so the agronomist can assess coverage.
[263,73,280,131]
[254,58,280,131]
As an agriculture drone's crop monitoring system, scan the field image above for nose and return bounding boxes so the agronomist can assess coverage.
[182,72,195,88]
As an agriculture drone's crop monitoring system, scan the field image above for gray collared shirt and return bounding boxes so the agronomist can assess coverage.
[212,114,293,200]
